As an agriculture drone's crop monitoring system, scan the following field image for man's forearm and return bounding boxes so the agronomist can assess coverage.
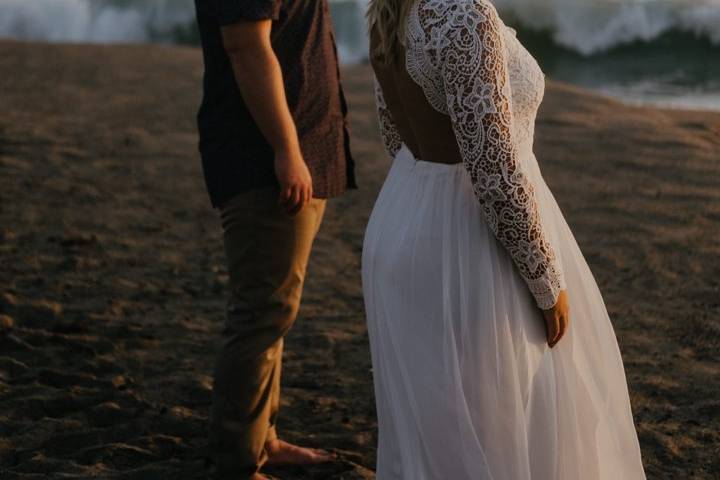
[220,20,313,214]
[222,23,299,155]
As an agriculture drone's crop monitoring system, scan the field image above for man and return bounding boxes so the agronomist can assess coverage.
[193,1,355,478]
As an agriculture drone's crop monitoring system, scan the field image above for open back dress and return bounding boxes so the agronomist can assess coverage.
[361,0,647,478]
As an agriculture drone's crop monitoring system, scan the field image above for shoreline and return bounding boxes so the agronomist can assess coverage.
[1,41,719,479]
[2,36,720,112]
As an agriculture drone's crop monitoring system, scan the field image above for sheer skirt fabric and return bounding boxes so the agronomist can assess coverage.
[362,145,645,480]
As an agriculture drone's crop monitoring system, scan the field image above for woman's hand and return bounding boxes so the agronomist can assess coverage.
[274,147,313,216]
[542,290,569,348]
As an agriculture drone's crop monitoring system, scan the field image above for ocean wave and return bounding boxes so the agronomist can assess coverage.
[494,0,720,55]
[0,0,194,44]
[0,0,718,58]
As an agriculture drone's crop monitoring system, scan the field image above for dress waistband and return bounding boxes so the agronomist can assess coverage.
[395,144,464,175]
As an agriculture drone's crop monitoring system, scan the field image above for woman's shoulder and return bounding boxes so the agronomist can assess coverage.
[416,0,502,25]
[409,0,509,67]
[418,0,496,11]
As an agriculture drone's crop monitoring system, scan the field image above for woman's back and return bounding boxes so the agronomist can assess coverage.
[370,30,462,164]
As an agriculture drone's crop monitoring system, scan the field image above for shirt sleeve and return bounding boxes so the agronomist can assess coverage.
[373,76,403,159]
[205,0,282,25]
[434,0,565,309]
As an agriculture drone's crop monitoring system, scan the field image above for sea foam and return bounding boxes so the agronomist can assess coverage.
[0,0,717,57]
[0,0,194,44]
[495,0,720,55]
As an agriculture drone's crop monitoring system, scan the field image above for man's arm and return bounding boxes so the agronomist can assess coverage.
[221,20,312,215]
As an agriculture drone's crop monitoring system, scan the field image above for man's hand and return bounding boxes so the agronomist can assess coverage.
[274,147,313,216]
[542,290,569,348]
[221,20,311,215]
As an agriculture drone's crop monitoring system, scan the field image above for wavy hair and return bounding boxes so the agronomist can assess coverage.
[366,0,414,64]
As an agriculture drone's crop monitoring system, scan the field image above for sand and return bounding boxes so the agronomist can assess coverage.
[0,40,719,479]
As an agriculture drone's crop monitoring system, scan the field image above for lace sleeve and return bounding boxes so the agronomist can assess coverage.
[432,0,564,309]
[374,77,403,159]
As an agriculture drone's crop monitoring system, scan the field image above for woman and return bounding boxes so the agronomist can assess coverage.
[361,0,647,478]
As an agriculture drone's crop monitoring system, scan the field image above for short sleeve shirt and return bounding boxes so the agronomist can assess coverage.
[194,0,356,208]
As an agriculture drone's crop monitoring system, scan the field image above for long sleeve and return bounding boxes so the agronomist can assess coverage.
[432,0,565,309]
[373,77,403,159]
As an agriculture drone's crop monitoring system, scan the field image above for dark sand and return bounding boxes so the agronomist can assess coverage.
[1,41,719,479]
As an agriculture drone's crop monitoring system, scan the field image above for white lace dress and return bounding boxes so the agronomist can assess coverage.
[361,0,647,478]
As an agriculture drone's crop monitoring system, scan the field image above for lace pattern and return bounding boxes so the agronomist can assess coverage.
[374,77,403,159]
[402,0,565,309]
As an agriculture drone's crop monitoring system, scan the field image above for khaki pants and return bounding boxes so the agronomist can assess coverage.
[209,187,326,478]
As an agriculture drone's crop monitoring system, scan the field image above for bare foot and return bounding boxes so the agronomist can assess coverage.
[264,439,336,467]
[250,474,269,480]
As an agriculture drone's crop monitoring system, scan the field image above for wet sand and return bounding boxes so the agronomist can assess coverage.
[1,41,719,479]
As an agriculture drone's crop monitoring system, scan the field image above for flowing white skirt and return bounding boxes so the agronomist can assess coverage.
[361,145,646,480]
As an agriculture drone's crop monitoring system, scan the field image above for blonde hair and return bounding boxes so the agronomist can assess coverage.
[366,0,414,64]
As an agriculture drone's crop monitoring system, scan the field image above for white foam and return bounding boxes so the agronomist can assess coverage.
[493,0,720,54]
[0,0,717,56]
[0,0,194,44]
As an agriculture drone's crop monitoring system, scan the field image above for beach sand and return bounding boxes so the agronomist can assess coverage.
[1,41,719,479]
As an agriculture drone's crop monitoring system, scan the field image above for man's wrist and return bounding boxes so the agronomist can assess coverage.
[274,138,302,159]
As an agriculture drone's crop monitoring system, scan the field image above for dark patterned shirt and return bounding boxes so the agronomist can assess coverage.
[194,0,356,208]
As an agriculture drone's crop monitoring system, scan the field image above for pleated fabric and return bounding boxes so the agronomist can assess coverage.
[362,145,646,480]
